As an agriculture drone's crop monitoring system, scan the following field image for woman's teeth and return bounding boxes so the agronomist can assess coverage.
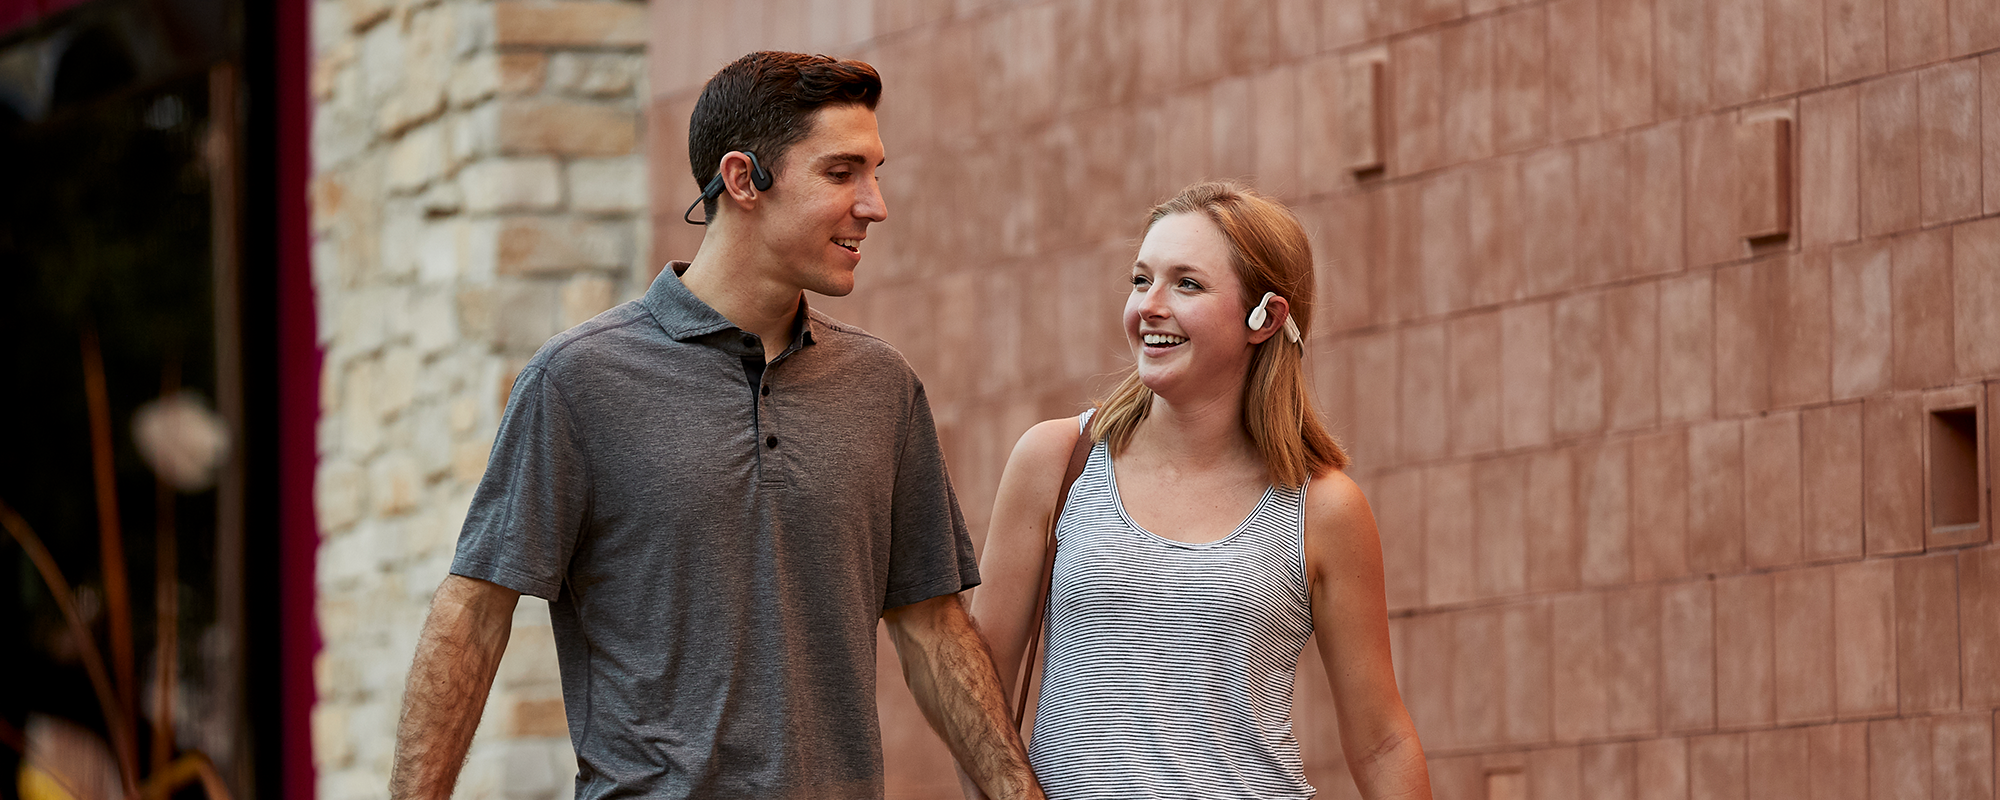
[1143,334,1187,346]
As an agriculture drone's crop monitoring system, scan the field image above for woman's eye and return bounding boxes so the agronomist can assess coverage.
[1178,279,1202,290]
[1131,275,1151,287]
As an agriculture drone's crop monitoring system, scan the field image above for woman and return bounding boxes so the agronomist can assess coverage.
[972,182,1431,799]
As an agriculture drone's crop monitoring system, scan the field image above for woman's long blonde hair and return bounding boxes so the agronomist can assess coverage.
[1089,181,1349,487]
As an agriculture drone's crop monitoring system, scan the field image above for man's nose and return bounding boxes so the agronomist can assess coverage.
[855,176,887,223]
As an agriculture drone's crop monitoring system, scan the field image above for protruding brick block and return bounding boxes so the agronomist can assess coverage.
[1858,73,1921,238]
[1475,455,1529,599]
[1746,727,1810,800]
[1830,240,1894,399]
[1527,447,1582,592]
[1604,281,1660,431]
[1952,218,2000,378]
[1743,411,1804,568]
[1964,547,2000,706]
[1799,86,1861,248]
[1341,58,1386,174]
[1714,573,1776,729]
[1604,585,1661,736]
[1688,420,1746,573]
[1632,429,1691,581]
[1661,578,1716,732]
[1501,301,1554,449]
[1426,463,1478,607]
[1502,599,1554,745]
[1774,567,1837,725]
[1738,116,1792,241]
[1834,558,1900,718]
[1688,733,1746,800]
[1802,402,1866,562]
[1865,393,1926,555]
[1896,552,1962,713]
[1659,272,1715,423]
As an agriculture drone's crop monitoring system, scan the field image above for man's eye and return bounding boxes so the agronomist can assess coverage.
[829,171,852,182]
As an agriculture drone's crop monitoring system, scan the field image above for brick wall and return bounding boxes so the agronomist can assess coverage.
[650,1,2000,799]
[308,1,648,797]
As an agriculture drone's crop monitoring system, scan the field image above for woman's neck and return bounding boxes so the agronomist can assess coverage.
[1128,386,1258,470]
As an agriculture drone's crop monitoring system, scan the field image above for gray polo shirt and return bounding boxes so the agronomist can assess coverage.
[450,263,979,799]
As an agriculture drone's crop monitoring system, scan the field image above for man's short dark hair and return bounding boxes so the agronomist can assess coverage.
[689,52,883,217]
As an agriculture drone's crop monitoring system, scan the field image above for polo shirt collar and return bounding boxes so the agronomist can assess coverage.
[643,261,818,351]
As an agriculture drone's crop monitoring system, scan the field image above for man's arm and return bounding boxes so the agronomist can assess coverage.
[390,574,522,800]
[883,593,1045,800]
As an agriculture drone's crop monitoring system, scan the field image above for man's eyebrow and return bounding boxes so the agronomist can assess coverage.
[817,153,886,167]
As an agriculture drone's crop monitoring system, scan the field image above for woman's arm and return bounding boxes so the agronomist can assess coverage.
[969,417,1084,711]
[1304,470,1434,800]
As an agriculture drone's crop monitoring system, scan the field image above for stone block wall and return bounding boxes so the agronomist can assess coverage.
[649,1,2000,799]
[308,1,648,797]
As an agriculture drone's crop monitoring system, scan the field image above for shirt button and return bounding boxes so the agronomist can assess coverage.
[765,435,779,449]
[740,333,758,349]
[760,385,771,397]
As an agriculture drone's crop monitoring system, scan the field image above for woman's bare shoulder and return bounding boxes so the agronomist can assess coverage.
[1006,415,1091,484]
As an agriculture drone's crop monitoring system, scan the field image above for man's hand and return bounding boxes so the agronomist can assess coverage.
[884,593,1045,800]
[389,574,521,800]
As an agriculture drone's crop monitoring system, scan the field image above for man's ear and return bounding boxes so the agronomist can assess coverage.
[717,151,763,212]
[1249,294,1289,345]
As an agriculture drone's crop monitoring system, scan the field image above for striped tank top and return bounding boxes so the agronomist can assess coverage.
[1027,418,1316,799]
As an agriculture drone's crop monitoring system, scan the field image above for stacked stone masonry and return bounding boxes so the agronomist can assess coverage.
[309,1,648,798]
[635,1,2000,799]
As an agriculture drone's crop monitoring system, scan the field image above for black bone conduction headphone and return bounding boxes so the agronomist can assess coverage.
[683,151,774,225]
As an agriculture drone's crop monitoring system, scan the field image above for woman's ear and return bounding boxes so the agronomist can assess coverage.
[1249,294,1290,345]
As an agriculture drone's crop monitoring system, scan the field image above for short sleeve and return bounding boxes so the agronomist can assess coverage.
[450,365,591,601]
[881,382,980,610]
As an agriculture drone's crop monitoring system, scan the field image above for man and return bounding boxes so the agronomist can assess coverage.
[389,52,1042,800]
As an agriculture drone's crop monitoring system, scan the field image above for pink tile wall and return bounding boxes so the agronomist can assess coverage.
[649,1,2000,790]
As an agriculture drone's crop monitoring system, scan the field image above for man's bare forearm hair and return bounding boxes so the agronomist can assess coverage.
[885,593,1044,800]
[390,574,520,800]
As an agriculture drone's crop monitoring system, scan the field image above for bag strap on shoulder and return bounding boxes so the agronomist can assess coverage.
[1010,417,1095,729]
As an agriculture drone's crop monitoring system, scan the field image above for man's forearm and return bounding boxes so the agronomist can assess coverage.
[390,576,517,800]
[888,595,1043,800]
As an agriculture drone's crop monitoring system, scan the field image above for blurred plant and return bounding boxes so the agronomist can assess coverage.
[0,327,232,800]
